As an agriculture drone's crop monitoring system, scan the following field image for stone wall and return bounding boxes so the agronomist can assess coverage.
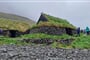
[0,45,90,60]
[30,26,66,35]
[29,26,77,35]
[22,38,74,45]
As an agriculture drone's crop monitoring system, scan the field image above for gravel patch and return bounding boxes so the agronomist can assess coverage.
[0,44,90,60]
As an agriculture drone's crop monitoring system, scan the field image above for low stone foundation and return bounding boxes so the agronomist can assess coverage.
[22,38,54,45]
[22,38,74,45]
[0,45,89,60]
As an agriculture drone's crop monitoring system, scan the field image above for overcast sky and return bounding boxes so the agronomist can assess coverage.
[0,0,90,1]
[0,0,90,29]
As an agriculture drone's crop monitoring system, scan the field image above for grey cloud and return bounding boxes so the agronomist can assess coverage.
[0,2,90,29]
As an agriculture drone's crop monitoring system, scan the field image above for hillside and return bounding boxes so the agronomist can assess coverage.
[0,12,35,26]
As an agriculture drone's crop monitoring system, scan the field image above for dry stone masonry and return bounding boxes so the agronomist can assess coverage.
[0,44,90,60]
[30,26,77,36]
[22,38,74,45]
[30,26,66,35]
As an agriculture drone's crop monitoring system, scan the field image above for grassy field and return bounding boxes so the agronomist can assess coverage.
[0,36,28,45]
[71,34,90,49]
[21,33,72,39]
[21,33,90,49]
[0,33,90,49]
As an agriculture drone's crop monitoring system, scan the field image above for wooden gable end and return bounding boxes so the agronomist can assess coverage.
[37,13,48,24]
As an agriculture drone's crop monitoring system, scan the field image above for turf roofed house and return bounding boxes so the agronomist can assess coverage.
[0,19,30,37]
[30,13,76,35]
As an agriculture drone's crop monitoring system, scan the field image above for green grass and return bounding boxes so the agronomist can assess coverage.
[71,34,90,49]
[21,33,90,49]
[0,33,72,46]
[51,34,90,49]
[0,33,90,49]
[21,33,74,48]
[0,36,28,45]
[21,33,72,40]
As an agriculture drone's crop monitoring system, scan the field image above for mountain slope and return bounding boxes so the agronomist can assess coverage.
[0,12,35,26]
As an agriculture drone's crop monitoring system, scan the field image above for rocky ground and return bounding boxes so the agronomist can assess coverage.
[0,44,90,60]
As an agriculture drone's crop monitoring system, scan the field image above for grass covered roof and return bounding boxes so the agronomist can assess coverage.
[37,13,76,29]
[0,18,30,32]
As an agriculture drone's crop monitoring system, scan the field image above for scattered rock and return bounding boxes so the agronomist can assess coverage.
[58,38,74,45]
[0,45,89,60]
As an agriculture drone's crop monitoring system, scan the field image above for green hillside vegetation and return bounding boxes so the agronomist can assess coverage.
[0,33,90,49]
[0,18,30,32]
[21,33,71,39]
[34,13,76,29]
[21,33,90,49]
[0,36,27,45]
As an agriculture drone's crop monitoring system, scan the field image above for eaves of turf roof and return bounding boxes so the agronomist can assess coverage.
[38,13,76,29]
[0,18,30,32]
